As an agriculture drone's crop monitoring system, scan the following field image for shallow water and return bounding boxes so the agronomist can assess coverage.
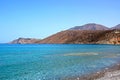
[0,44,120,80]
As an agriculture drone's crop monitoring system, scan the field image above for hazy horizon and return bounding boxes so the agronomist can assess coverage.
[0,0,120,43]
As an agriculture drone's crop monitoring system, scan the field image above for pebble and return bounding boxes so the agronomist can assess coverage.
[96,70,120,80]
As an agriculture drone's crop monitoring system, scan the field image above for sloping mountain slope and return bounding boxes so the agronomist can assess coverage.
[69,23,109,30]
[36,30,120,44]
[10,23,120,44]
[112,24,120,29]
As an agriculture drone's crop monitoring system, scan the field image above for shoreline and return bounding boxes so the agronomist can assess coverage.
[80,63,120,80]
[63,62,120,80]
[96,63,120,80]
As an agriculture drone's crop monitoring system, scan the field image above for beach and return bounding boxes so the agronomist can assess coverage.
[96,70,120,80]
[66,63,120,80]
[96,64,120,80]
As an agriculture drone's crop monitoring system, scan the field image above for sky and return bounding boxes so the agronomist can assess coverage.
[0,0,120,43]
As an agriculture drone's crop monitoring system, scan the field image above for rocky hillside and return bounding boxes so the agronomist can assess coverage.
[10,23,120,44]
[36,30,120,44]
[10,38,40,44]
[69,23,109,30]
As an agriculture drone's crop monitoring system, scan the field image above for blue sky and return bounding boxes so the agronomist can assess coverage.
[0,0,120,43]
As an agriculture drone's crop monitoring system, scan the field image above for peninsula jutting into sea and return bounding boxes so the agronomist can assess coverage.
[10,23,120,45]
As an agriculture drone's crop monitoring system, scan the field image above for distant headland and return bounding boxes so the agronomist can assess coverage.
[10,23,120,45]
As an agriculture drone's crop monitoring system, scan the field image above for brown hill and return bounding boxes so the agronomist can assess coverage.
[69,23,109,30]
[9,23,120,44]
[10,38,40,44]
[36,30,120,44]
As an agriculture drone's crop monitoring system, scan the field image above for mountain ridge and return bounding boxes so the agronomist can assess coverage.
[112,24,120,29]
[69,23,120,30]
[36,30,120,44]
[9,23,120,44]
[69,23,109,30]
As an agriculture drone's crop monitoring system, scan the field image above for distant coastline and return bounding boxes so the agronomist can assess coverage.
[9,23,120,45]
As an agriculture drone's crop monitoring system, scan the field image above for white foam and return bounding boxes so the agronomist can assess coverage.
[63,52,99,56]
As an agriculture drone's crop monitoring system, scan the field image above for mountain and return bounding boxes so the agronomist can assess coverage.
[69,23,109,30]
[111,24,120,29]
[10,38,40,44]
[36,30,120,44]
[9,23,120,44]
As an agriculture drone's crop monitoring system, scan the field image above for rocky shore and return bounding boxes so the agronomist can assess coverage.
[62,63,120,80]
[74,64,120,80]
[96,70,120,80]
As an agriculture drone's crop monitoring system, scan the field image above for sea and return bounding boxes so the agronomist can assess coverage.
[0,44,120,80]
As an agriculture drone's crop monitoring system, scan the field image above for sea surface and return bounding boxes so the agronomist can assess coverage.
[0,44,120,80]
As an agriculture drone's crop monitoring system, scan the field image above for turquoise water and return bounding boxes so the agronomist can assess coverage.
[0,44,120,80]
